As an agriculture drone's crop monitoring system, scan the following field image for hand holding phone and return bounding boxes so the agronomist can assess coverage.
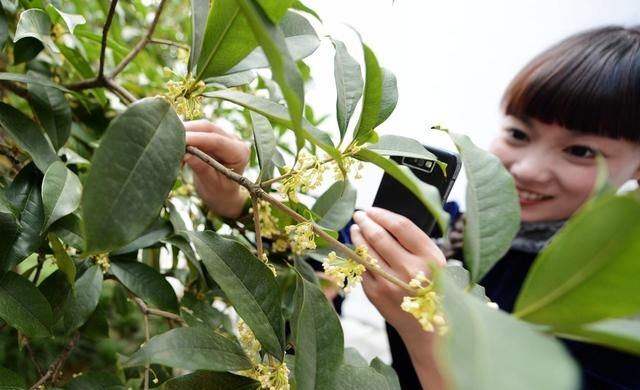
[372,145,461,237]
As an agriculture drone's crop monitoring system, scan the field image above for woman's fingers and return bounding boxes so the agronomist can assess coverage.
[184,120,232,137]
[352,210,410,268]
[366,207,445,265]
[185,132,249,170]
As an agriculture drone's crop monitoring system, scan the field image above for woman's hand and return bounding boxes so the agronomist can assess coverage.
[351,207,447,389]
[183,120,250,218]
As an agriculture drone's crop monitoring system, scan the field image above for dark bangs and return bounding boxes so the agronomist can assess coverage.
[503,26,640,143]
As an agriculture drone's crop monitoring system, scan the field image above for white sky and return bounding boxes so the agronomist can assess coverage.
[303,0,640,206]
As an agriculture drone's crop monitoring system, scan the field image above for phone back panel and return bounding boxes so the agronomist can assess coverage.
[372,146,461,236]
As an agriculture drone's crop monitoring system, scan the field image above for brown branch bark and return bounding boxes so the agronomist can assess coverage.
[107,0,169,78]
[99,0,120,78]
[132,297,186,326]
[186,145,415,294]
[30,332,80,390]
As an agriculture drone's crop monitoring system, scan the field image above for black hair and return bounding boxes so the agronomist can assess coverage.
[503,26,640,143]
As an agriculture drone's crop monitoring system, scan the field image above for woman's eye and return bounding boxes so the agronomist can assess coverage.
[565,145,597,158]
[507,128,528,142]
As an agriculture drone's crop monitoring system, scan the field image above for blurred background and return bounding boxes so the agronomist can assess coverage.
[302,0,640,362]
[305,0,640,208]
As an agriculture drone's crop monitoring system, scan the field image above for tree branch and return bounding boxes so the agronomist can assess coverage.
[108,0,169,78]
[99,0,120,79]
[30,332,80,390]
[186,145,416,294]
[132,297,186,326]
[149,38,190,51]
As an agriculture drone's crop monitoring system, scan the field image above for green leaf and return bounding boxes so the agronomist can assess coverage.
[50,213,84,250]
[205,90,340,162]
[0,196,19,265]
[353,44,398,144]
[238,0,305,147]
[556,318,640,356]
[13,9,58,53]
[64,264,103,332]
[41,161,81,231]
[0,366,24,387]
[370,358,401,390]
[64,372,126,390]
[2,164,45,271]
[188,0,209,72]
[444,261,488,302]
[195,0,255,78]
[334,364,391,390]
[111,219,173,255]
[124,327,252,371]
[449,132,520,283]
[110,260,178,313]
[291,275,344,390]
[28,71,72,151]
[256,0,295,23]
[312,181,357,231]
[0,271,52,337]
[46,4,85,34]
[205,70,257,88]
[13,37,43,64]
[0,72,68,91]
[74,30,130,58]
[162,371,259,390]
[228,11,320,75]
[437,269,579,390]
[48,233,76,286]
[333,39,363,140]
[188,231,285,359]
[354,148,448,233]
[0,102,58,173]
[82,98,185,255]
[292,0,322,22]
[513,194,640,327]
[366,135,438,162]
[251,111,277,181]
[38,270,71,324]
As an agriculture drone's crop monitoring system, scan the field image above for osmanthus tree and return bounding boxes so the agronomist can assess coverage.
[0,1,639,389]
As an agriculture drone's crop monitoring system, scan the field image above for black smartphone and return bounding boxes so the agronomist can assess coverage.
[372,145,461,237]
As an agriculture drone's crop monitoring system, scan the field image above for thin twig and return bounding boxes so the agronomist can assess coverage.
[143,309,150,390]
[260,156,335,188]
[251,194,264,261]
[30,332,80,390]
[108,0,169,78]
[25,342,43,376]
[99,0,120,78]
[186,146,415,294]
[132,297,186,326]
[32,253,46,285]
[149,38,190,51]
[104,78,136,104]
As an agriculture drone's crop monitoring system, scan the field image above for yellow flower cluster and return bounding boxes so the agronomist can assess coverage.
[330,156,365,181]
[247,361,291,390]
[284,222,316,254]
[355,245,380,270]
[249,200,280,239]
[94,253,110,273]
[238,318,261,362]
[161,68,206,120]
[280,152,325,202]
[322,251,366,294]
[401,272,447,335]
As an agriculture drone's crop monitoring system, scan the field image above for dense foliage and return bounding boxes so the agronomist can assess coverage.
[0,1,639,389]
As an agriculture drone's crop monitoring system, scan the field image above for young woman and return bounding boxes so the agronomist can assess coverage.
[184,25,640,390]
[350,26,640,389]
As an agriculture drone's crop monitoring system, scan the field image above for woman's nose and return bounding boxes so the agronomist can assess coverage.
[508,153,553,184]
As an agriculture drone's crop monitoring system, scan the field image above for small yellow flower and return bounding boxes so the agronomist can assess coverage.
[322,251,366,294]
[284,222,316,255]
[255,361,291,390]
[160,69,206,120]
[279,152,325,201]
[355,245,380,269]
[401,271,447,335]
[249,200,280,239]
[271,237,289,253]
[237,319,261,363]
[94,253,110,273]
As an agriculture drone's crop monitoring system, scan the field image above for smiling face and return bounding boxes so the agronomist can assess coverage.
[490,116,640,223]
